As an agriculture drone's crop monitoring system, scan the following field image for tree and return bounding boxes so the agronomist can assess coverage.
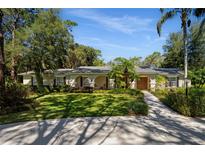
[129,56,142,66]
[143,51,163,67]
[188,23,205,69]
[21,9,75,91]
[0,10,5,95]
[2,9,41,81]
[157,8,205,94]
[109,57,138,88]
[188,68,205,88]
[66,43,103,68]
[161,23,205,70]
[162,32,184,68]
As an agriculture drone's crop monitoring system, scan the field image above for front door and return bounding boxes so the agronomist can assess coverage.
[137,77,148,90]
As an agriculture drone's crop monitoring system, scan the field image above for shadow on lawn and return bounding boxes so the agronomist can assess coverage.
[1,92,205,145]
[35,94,131,119]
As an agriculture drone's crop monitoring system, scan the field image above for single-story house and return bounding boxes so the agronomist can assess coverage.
[18,66,191,90]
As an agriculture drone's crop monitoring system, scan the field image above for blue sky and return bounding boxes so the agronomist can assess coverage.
[60,9,183,62]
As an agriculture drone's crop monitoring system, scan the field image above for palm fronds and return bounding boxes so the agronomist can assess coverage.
[157,10,177,36]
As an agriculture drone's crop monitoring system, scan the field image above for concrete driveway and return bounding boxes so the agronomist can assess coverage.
[0,91,205,145]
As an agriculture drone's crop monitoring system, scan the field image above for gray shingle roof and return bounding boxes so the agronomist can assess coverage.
[71,66,111,73]
[136,66,158,74]
[18,66,183,76]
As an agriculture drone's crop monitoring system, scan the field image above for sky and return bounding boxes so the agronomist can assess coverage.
[60,9,183,62]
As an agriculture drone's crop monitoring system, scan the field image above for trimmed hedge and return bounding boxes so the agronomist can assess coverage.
[108,88,142,96]
[128,102,148,115]
[154,88,205,117]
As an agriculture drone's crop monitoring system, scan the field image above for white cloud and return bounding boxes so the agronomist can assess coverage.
[78,36,140,52]
[67,9,154,34]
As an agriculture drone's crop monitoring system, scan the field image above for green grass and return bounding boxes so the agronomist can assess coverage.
[0,91,147,124]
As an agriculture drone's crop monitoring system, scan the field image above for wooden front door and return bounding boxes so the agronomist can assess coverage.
[137,77,148,90]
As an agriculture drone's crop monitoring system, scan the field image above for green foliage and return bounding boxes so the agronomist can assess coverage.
[108,88,142,96]
[128,102,148,115]
[109,57,138,88]
[161,23,205,70]
[155,75,167,89]
[53,85,72,92]
[161,32,184,68]
[154,88,205,117]
[20,9,75,90]
[66,44,104,68]
[189,68,205,88]
[0,81,37,115]
[143,51,164,67]
[188,23,205,69]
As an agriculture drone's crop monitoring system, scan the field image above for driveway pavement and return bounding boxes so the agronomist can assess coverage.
[0,91,205,144]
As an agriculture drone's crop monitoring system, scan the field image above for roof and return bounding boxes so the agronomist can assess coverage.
[136,66,158,74]
[18,71,35,75]
[18,69,73,76]
[136,66,183,76]
[71,66,111,74]
[154,68,184,76]
[18,66,183,76]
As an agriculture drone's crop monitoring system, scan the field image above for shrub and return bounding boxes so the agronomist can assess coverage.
[154,88,205,117]
[129,102,148,115]
[188,88,205,116]
[189,68,205,88]
[0,82,38,115]
[30,85,51,94]
[155,75,167,89]
[165,89,191,116]
[109,88,141,96]
[53,85,72,92]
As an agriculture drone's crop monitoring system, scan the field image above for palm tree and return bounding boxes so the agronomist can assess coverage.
[157,8,205,95]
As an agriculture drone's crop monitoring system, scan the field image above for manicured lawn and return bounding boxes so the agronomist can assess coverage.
[0,90,147,124]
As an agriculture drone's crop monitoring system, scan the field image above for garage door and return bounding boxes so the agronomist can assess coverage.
[137,77,148,90]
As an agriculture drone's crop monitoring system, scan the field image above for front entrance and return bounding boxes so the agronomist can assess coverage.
[137,77,148,90]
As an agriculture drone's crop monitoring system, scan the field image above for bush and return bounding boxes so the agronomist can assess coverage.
[53,85,72,92]
[129,102,148,115]
[155,75,167,89]
[154,88,205,117]
[0,82,38,115]
[109,88,141,96]
[30,85,51,94]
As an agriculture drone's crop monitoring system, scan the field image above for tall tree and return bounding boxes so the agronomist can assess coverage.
[188,23,205,69]
[66,43,103,68]
[157,8,205,93]
[21,9,75,91]
[0,10,5,95]
[162,32,184,68]
[3,9,41,81]
[143,51,163,67]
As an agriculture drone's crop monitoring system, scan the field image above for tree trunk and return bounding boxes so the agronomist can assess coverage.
[35,68,44,92]
[11,28,17,81]
[181,9,188,95]
[0,10,5,95]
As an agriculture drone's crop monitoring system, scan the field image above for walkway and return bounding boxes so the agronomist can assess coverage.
[0,91,205,144]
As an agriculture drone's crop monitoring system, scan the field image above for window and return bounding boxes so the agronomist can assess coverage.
[168,77,177,87]
[56,77,64,85]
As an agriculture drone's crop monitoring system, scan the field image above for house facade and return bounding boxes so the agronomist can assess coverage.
[18,66,191,91]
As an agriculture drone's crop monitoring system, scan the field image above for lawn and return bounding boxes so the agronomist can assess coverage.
[0,90,148,124]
